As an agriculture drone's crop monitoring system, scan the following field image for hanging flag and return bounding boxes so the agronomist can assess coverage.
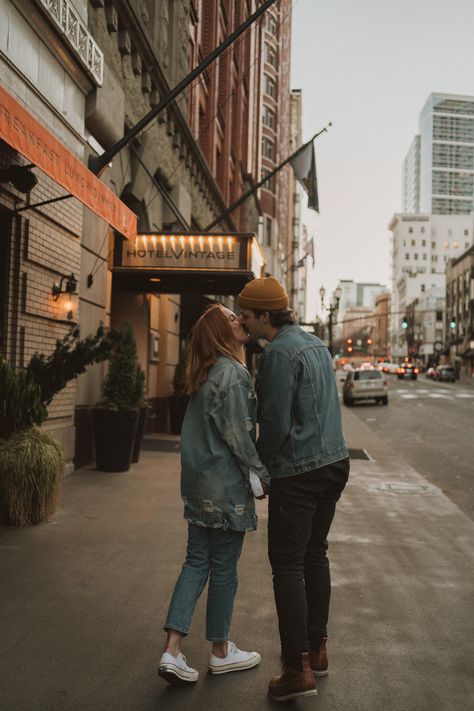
[290,141,319,212]
[303,237,315,267]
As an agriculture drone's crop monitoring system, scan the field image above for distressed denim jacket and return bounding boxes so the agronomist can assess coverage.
[181,356,269,532]
[256,324,348,478]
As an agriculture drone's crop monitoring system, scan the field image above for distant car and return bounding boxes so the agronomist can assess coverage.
[434,365,456,382]
[426,367,439,380]
[379,362,399,375]
[397,364,420,380]
[343,367,388,406]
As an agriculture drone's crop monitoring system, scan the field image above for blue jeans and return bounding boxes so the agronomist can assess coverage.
[164,523,245,642]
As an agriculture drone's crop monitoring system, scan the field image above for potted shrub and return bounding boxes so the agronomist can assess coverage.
[0,358,62,527]
[0,325,125,526]
[168,344,189,435]
[93,322,141,472]
[131,364,149,464]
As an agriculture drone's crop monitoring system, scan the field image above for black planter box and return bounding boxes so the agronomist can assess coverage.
[93,408,138,472]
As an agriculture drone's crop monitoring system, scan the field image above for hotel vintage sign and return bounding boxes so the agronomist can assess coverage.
[0,84,137,240]
[121,232,252,272]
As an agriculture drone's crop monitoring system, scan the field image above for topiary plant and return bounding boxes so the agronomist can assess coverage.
[99,322,141,410]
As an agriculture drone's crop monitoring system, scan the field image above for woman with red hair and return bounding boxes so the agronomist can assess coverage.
[158,304,269,685]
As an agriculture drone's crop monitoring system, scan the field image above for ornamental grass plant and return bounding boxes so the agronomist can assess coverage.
[0,428,63,527]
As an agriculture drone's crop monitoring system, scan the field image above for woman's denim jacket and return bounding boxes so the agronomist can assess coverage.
[256,324,348,478]
[181,356,269,532]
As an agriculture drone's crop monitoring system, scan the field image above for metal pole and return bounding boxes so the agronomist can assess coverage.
[89,0,278,175]
[328,309,333,356]
[204,125,330,231]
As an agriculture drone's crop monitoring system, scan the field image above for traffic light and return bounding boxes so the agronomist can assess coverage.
[449,319,456,329]
[401,317,408,329]
[367,338,372,345]
[347,338,353,344]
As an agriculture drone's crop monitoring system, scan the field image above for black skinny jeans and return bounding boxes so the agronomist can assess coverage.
[267,460,349,663]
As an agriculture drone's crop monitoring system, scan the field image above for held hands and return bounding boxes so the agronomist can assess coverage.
[254,479,270,500]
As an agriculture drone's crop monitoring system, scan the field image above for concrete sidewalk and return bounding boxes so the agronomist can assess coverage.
[1,410,473,711]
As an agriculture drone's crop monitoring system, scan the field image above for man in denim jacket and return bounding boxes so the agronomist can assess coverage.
[238,276,349,702]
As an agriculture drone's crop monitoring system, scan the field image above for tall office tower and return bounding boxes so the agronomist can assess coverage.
[403,93,474,214]
[402,136,420,212]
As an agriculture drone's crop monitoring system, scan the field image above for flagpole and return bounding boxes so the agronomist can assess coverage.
[203,124,331,231]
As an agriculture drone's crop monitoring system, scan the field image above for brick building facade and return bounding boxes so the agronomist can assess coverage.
[1,0,295,472]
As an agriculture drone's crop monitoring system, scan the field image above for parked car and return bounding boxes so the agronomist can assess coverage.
[343,367,388,406]
[434,365,457,382]
[426,367,439,380]
[397,363,419,380]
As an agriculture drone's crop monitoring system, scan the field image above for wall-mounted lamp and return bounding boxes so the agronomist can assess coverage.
[52,273,78,321]
[0,165,38,193]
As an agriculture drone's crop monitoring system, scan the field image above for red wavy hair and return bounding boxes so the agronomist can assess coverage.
[186,305,245,394]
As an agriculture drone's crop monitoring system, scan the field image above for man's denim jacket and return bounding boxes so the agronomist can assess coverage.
[256,324,348,478]
[181,356,269,532]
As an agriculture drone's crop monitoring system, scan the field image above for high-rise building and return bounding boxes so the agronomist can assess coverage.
[402,135,420,213]
[403,93,474,215]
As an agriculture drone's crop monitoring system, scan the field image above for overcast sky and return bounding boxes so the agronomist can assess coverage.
[291,0,474,319]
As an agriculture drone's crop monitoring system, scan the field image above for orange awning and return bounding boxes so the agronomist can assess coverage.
[0,84,137,240]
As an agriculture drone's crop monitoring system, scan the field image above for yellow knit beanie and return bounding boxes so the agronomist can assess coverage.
[238,276,289,310]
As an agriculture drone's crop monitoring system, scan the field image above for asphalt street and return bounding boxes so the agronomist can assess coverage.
[339,374,474,520]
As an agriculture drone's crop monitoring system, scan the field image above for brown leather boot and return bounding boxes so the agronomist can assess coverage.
[309,637,328,676]
[268,652,317,702]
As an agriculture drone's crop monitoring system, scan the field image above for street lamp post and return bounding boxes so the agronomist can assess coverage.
[320,286,342,356]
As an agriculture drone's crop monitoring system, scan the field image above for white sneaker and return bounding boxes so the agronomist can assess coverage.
[158,651,199,684]
[208,641,261,675]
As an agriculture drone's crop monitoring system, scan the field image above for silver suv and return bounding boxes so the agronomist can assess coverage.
[343,367,388,406]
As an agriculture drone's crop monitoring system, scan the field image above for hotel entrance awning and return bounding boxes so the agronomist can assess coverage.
[112,232,265,295]
[0,85,137,240]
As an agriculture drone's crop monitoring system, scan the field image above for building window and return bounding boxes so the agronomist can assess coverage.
[448,228,452,236]
[414,253,418,260]
[263,106,276,129]
[444,241,449,248]
[431,241,436,248]
[266,14,278,34]
[411,239,416,246]
[408,227,413,233]
[431,255,438,262]
[261,137,275,160]
[261,167,276,193]
[421,284,425,292]
[421,226,425,233]
[265,216,273,247]
[264,43,277,67]
[264,74,277,99]
[431,268,436,274]
[423,253,427,260]
[405,253,410,260]
[465,242,470,248]
[422,239,426,246]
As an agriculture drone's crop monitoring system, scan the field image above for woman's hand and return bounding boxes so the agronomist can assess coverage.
[254,480,270,500]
